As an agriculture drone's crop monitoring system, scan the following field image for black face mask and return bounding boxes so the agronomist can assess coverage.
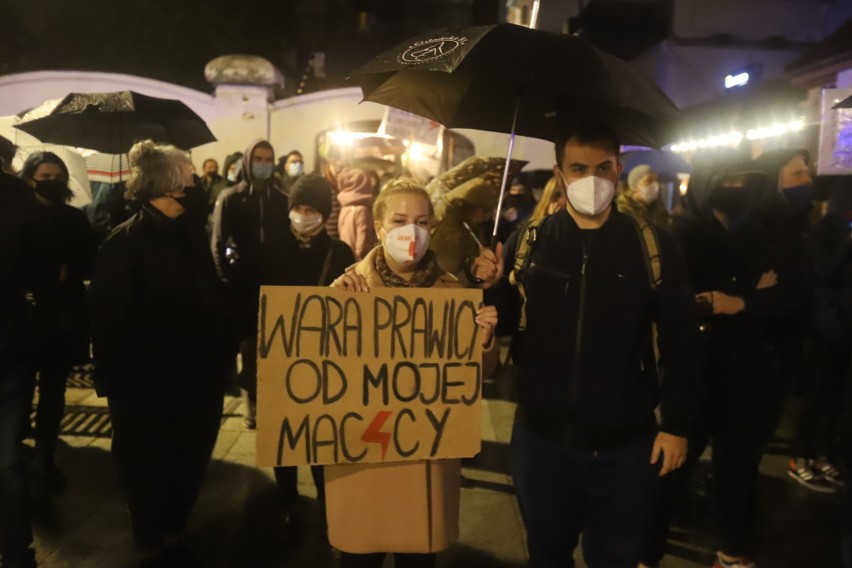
[173,187,207,214]
[34,179,70,205]
[709,186,748,217]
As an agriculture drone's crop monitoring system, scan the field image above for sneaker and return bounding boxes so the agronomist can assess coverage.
[788,458,837,494]
[713,554,756,568]
[813,458,844,488]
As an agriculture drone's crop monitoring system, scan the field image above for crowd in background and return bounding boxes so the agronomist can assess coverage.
[0,128,851,568]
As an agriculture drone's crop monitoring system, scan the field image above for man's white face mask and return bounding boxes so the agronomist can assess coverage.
[559,172,615,216]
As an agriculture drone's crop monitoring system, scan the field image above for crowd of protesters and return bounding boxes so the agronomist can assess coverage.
[0,124,851,568]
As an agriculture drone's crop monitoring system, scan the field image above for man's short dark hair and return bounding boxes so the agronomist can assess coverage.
[554,122,621,166]
[202,158,218,168]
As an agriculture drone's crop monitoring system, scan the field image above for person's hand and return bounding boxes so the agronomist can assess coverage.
[470,243,504,289]
[756,270,777,290]
[651,431,687,476]
[475,305,498,347]
[331,272,370,292]
[695,291,745,315]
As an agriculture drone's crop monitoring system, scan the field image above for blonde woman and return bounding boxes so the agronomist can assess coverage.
[528,176,567,224]
[90,140,235,568]
[327,180,498,568]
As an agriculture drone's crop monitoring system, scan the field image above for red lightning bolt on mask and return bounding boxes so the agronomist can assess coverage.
[361,410,393,459]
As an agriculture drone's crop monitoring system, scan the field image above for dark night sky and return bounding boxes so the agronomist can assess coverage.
[0,0,671,96]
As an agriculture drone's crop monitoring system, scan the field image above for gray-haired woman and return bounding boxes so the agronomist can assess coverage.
[89,140,235,568]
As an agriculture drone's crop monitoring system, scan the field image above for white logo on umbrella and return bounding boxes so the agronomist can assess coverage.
[399,36,468,64]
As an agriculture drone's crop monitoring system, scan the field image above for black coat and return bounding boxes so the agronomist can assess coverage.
[266,230,355,287]
[0,172,55,365]
[495,209,701,450]
[90,204,235,396]
[210,181,290,335]
[37,203,96,365]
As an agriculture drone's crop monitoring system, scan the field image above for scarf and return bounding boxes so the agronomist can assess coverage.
[374,248,443,288]
[290,223,324,249]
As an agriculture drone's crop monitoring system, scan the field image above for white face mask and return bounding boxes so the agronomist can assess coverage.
[560,172,615,216]
[227,169,239,183]
[289,210,323,234]
[381,223,430,266]
[637,181,660,203]
[286,162,304,177]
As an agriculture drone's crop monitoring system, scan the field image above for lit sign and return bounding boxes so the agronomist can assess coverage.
[725,72,750,89]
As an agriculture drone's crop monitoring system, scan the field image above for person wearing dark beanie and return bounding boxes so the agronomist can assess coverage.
[289,173,333,221]
[264,173,355,538]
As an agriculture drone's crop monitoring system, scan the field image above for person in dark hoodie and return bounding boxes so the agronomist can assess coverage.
[89,140,235,568]
[20,152,96,491]
[0,168,55,568]
[211,140,289,432]
[644,149,793,568]
[471,122,701,568]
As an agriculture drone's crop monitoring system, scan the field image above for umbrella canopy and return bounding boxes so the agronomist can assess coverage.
[14,91,216,154]
[349,23,682,148]
[620,150,691,183]
[833,94,852,109]
[83,152,131,184]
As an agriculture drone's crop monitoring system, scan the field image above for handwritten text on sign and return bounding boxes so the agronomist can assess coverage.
[256,286,483,467]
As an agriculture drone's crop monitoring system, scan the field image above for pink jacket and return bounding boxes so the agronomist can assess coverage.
[336,167,377,260]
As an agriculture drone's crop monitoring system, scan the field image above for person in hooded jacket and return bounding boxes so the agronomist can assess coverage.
[617,164,672,228]
[642,150,794,568]
[336,166,378,261]
[90,140,235,568]
[211,140,289,431]
[19,152,96,491]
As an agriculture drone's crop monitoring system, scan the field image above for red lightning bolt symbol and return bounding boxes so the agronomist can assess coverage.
[361,410,393,459]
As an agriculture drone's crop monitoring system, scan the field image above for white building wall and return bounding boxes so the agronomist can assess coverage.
[0,71,556,179]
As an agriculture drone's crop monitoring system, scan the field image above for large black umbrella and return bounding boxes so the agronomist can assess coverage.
[349,23,682,149]
[349,22,682,244]
[14,91,216,154]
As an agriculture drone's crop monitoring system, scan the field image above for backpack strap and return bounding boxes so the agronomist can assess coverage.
[628,215,662,291]
[508,216,546,330]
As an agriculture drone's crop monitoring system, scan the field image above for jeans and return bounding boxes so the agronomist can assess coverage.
[510,419,660,568]
[0,361,36,559]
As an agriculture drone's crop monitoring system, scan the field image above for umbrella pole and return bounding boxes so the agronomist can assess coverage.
[489,99,521,249]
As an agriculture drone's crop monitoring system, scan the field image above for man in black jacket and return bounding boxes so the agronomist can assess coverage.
[471,122,701,568]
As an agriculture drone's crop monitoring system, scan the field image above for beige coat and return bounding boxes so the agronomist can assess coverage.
[324,246,494,554]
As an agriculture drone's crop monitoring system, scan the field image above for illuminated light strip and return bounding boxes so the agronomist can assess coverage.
[671,119,805,153]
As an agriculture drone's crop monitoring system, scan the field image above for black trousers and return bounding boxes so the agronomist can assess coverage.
[644,338,776,563]
[33,358,71,463]
[0,360,35,559]
[107,378,223,549]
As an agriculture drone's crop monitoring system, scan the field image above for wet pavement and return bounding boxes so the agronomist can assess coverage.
[25,363,844,568]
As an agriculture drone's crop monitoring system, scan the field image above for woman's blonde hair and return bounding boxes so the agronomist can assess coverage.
[124,140,192,202]
[529,176,564,223]
[373,178,434,223]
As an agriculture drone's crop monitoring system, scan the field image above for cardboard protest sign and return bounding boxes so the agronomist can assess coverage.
[256,286,483,467]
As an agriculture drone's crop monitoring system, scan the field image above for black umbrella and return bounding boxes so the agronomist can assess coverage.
[349,22,682,243]
[14,91,216,154]
[833,94,852,109]
[349,23,681,148]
